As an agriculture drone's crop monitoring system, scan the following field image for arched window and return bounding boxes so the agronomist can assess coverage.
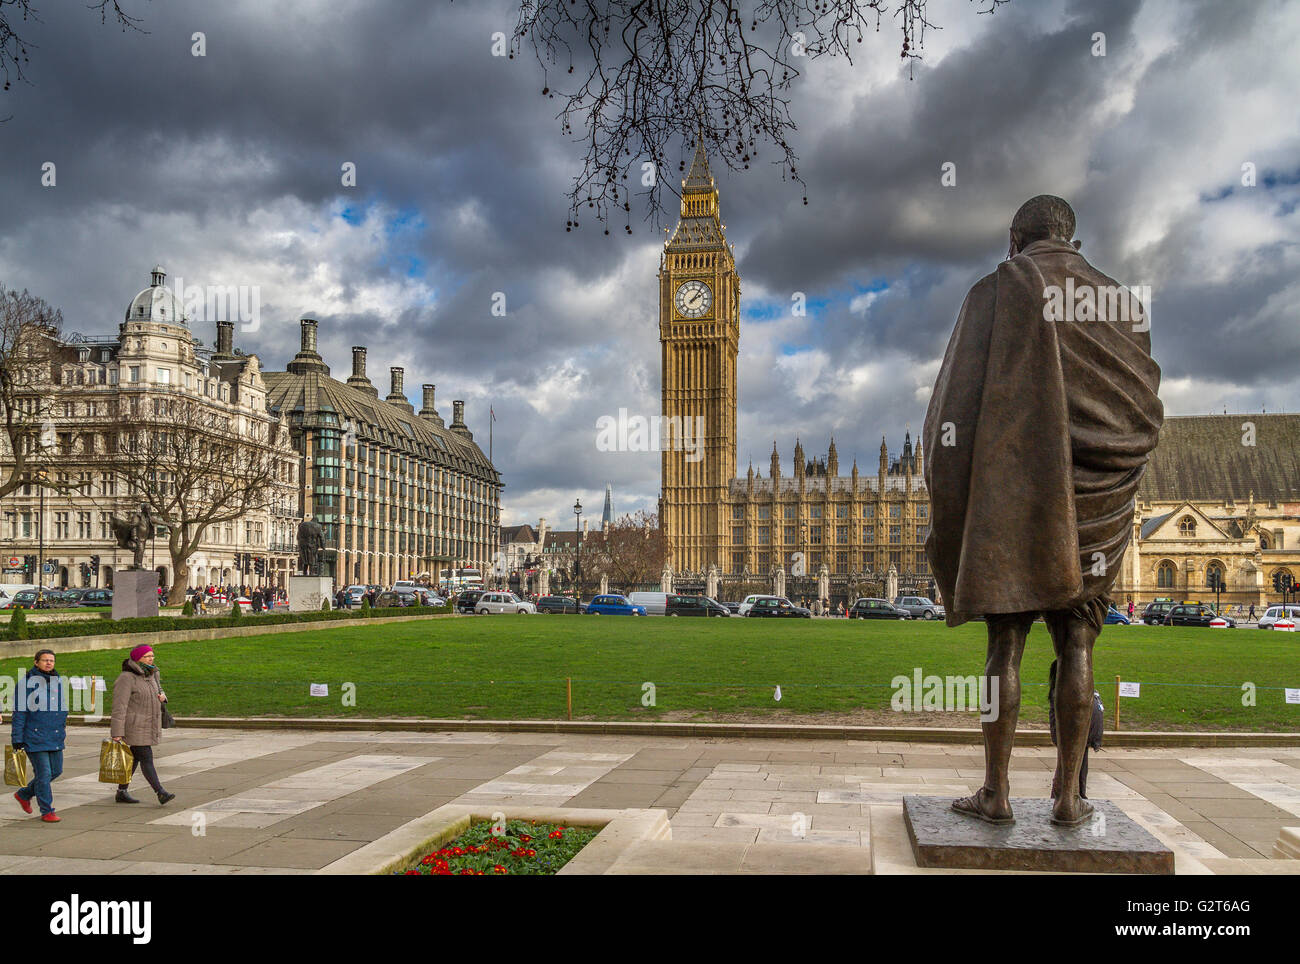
[1260,533,1271,550]
[1178,516,1196,537]
[1205,562,1225,589]
[1157,560,1176,588]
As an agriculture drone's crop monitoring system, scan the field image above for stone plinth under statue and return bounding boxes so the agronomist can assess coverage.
[289,575,333,613]
[112,569,160,620]
[902,795,1173,874]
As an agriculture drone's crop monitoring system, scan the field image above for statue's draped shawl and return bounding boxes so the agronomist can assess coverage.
[922,239,1163,627]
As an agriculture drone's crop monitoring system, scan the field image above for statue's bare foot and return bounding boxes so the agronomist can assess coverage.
[1050,796,1095,827]
[951,786,1014,825]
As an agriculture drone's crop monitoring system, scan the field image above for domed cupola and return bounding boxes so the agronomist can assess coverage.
[125,265,188,325]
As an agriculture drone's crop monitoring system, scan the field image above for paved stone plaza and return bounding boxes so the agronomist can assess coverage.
[2,726,1298,874]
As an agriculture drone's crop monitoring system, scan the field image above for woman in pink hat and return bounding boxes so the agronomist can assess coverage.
[108,645,176,805]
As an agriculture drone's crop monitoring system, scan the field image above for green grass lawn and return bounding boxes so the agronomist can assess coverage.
[3,617,1296,731]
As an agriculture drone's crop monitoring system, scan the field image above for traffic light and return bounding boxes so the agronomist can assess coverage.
[22,554,35,575]
[254,556,265,576]
[89,555,100,573]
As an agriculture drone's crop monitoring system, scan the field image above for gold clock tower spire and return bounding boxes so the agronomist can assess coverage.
[659,136,739,573]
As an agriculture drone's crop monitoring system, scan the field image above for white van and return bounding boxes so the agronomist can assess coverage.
[1258,605,1300,629]
[0,585,40,609]
[628,591,668,616]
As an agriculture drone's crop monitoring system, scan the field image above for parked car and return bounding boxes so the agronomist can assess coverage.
[475,592,536,615]
[1104,606,1131,625]
[417,590,446,607]
[345,584,369,604]
[892,595,945,620]
[374,590,428,608]
[536,595,579,614]
[73,588,114,607]
[665,594,731,617]
[454,589,484,614]
[849,597,910,620]
[737,594,772,616]
[745,596,812,618]
[584,594,647,616]
[721,601,742,615]
[1163,602,1235,628]
[0,584,41,609]
[8,589,52,610]
[1141,597,1177,625]
[628,591,668,616]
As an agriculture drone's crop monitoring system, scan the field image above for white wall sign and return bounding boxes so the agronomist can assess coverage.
[309,683,329,697]
[1119,681,1141,698]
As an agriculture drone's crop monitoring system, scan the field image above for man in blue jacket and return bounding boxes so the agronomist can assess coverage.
[11,649,68,822]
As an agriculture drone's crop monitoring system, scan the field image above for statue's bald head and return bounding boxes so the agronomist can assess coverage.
[1009,195,1075,253]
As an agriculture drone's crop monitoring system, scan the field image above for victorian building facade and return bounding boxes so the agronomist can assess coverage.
[0,266,299,590]
[1113,413,1300,609]
[263,320,501,587]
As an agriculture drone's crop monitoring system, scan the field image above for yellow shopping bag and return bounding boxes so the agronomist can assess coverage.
[98,740,134,784]
[4,745,29,788]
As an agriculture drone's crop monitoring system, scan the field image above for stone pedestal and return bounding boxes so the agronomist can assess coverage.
[289,575,334,613]
[903,795,1173,874]
[112,569,160,620]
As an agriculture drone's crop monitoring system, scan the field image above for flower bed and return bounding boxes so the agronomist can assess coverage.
[401,819,599,876]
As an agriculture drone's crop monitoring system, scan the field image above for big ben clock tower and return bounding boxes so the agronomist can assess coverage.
[659,138,740,574]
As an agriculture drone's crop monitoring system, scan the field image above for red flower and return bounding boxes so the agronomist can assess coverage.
[405,870,419,875]
[421,855,437,865]
[548,830,563,839]
[458,868,475,875]
[493,865,508,874]
[519,834,532,843]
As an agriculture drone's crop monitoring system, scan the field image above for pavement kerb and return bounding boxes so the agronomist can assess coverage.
[59,714,1300,747]
[0,611,458,658]
[317,804,670,875]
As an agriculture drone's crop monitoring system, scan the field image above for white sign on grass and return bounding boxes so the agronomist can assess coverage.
[1285,688,1300,705]
[309,683,329,697]
[1119,681,1141,698]
[67,677,106,691]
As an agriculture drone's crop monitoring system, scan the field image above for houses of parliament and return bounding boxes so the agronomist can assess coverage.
[657,142,931,588]
[655,140,1300,608]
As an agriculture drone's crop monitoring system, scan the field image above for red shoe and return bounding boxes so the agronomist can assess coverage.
[40,812,60,823]
[13,791,32,814]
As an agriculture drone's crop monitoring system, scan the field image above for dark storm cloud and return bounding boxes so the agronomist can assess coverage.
[2,0,1297,523]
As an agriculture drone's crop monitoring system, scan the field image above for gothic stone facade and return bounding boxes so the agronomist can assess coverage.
[658,143,930,587]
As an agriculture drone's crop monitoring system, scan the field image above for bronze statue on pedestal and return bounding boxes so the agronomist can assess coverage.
[923,196,1163,827]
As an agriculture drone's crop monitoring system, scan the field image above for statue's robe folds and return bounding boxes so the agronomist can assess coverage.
[923,239,1163,628]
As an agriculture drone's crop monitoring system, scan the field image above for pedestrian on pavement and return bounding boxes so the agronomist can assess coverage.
[251,587,264,612]
[10,649,68,822]
[109,645,176,806]
[1248,603,1256,623]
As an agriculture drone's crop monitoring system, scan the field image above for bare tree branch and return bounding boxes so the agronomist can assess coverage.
[514,0,1010,230]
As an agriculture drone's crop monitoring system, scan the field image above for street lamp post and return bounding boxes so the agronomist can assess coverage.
[574,498,583,607]
[36,468,49,604]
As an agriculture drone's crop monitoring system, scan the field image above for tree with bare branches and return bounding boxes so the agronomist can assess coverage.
[1,0,144,95]
[585,510,667,587]
[513,0,1009,229]
[0,283,62,501]
[104,390,292,604]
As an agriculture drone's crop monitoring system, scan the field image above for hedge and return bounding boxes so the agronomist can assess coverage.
[0,603,453,642]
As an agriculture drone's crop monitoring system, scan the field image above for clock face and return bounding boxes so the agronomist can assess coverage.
[674,280,713,319]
